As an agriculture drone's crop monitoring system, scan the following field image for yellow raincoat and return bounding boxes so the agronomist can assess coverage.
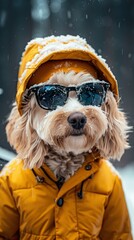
[0,153,132,239]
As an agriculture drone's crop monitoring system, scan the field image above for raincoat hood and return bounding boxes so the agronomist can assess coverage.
[17,35,119,114]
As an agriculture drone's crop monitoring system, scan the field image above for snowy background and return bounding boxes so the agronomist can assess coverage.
[0,0,134,236]
[118,164,134,237]
[0,0,134,165]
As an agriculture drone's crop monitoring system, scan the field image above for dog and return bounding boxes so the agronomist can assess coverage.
[0,35,132,239]
[6,70,130,180]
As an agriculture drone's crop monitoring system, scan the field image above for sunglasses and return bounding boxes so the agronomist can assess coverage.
[28,81,110,111]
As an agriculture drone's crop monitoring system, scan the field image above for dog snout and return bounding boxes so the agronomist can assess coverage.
[67,112,87,130]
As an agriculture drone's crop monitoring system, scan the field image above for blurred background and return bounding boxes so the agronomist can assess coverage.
[0,0,134,232]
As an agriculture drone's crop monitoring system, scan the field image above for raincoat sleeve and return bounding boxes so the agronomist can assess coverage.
[0,175,19,240]
[99,175,133,240]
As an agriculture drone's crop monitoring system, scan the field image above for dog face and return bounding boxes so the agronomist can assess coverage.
[30,72,108,155]
[6,71,130,169]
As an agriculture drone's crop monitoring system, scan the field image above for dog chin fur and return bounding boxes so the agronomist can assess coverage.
[6,71,131,180]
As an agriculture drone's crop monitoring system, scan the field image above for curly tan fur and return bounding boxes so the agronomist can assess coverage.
[6,71,131,178]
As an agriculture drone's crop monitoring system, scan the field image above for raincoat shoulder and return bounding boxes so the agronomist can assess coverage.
[0,159,36,239]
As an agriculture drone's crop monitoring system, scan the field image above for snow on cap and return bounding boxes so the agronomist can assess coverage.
[17,35,119,114]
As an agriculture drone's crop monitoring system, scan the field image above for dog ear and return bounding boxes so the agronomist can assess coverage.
[96,91,131,160]
[6,100,48,169]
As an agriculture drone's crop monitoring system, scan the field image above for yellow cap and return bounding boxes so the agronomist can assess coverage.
[17,35,118,114]
[27,60,98,87]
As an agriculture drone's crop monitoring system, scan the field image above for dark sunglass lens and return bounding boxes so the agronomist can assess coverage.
[78,82,106,106]
[78,88,93,106]
[37,85,67,110]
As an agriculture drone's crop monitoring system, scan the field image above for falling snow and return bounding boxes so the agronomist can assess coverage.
[0,88,3,95]
[67,10,72,19]
[128,53,132,59]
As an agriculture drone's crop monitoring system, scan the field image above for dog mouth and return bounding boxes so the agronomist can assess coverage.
[70,129,85,136]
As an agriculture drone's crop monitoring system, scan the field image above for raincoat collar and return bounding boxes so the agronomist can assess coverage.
[33,151,101,199]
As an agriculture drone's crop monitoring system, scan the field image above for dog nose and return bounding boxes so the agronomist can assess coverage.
[67,112,87,130]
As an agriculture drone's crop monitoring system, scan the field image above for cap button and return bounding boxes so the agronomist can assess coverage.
[85,164,92,171]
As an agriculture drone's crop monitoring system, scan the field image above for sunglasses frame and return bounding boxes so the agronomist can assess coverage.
[28,80,110,110]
